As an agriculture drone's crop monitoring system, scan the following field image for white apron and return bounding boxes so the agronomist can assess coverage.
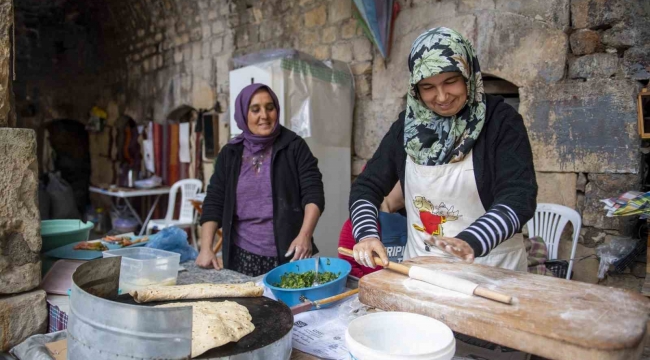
[404,152,527,271]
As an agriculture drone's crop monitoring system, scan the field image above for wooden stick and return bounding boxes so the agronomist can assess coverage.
[338,247,411,274]
[315,288,359,306]
[210,229,223,254]
[212,238,223,254]
[474,286,512,304]
[290,288,360,315]
[338,247,512,305]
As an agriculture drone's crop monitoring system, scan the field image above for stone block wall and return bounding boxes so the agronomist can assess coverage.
[0,130,41,294]
[0,129,47,352]
[0,0,48,350]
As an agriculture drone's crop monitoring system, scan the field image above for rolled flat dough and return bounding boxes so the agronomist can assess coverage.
[408,266,478,295]
[155,300,255,358]
[130,282,263,303]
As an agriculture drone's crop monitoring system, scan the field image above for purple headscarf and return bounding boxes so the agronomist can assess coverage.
[230,83,281,153]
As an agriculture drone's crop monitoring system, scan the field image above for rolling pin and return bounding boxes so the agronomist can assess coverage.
[338,247,512,305]
[290,289,360,315]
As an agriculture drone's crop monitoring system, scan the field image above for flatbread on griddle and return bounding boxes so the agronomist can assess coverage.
[130,282,263,303]
[155,300,255,358]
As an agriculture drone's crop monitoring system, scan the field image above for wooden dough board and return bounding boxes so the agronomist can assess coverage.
[359,256,650,360]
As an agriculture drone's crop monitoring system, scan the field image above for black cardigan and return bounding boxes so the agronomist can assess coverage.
[200,126,325,268]
[349,95,538,257]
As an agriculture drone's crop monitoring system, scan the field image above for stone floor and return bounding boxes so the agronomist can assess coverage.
[600,272,645,292]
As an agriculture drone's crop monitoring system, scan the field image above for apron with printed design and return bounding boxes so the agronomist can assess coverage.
[404,152,527,271]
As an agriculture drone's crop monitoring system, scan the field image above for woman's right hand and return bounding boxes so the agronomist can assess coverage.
[352,237,389,269]
[195,249,221,270]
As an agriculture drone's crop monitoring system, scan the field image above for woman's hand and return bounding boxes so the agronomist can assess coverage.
[429,236,475,263]
[196,248,222,270]
[286,234,313,261]
[352,237,389,269]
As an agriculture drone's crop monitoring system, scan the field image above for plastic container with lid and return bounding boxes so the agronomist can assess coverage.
[102,247,180,293]
[345,312,456,360]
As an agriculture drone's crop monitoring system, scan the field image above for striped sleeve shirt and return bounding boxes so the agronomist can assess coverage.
[350,199,380,241]
[455,204,521,257]
[350,200,521,257]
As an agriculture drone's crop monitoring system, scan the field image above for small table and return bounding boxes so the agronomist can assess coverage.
[89,186,170,235]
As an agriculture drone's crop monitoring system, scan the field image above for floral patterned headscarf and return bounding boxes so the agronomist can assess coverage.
[404,27,486,166]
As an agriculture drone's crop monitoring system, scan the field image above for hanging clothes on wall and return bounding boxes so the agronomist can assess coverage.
[162,122,169,185]
[116,115,142,187]
[153,122,163,178]
[143,121,155,174]
[169,122,180,185]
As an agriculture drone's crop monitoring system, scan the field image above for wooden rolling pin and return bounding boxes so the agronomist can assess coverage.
[290,288,360,315]
[338,247,512,305]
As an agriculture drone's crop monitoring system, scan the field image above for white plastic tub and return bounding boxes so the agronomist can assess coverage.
[345,312,455,360]
[103,248,180,293]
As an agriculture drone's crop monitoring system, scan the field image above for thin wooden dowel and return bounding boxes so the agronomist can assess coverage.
[315,288,359,306]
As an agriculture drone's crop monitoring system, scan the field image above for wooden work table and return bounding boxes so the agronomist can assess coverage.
[360,256,650,360]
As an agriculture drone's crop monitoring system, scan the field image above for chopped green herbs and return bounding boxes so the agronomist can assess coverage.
[274,270,340,289]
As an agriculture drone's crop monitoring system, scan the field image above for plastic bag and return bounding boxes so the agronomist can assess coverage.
[134,175,162,189]
[337,296,377,326]
[145,226,198,263]
[595,236,638,279]
[10,330,67,360]
[46,172,80,219]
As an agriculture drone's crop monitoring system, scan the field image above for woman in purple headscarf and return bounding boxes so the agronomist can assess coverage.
[197,84,325,276]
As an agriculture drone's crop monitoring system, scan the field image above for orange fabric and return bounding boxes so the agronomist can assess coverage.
[169,123,180,184]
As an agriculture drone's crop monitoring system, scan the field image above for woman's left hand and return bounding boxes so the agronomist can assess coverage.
[285,234,313,261]
[429,236,475,263]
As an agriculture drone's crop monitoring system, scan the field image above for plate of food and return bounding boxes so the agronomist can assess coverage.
[101,235,149,249]
[45,240,107,260]
[45,236,150,260]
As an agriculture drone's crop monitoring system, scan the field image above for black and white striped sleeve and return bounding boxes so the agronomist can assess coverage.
[350,199,380,242]
[456,204,521,257]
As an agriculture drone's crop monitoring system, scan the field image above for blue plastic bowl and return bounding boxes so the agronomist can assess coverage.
[263,257,351,308]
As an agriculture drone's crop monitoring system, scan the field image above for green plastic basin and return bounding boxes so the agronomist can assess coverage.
[41,220,94,252]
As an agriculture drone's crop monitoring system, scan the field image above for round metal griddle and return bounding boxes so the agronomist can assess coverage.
[115,294,293,359]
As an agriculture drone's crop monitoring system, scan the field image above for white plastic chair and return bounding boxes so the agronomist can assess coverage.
[526,203,581,280]
[146,179,203,247]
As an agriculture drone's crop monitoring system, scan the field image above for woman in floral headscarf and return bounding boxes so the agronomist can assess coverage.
[348,27,537,271]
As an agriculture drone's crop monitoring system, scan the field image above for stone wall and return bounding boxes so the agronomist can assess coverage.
[365,0,648,284]
[12,0,650,284]
[0,131,48,352]
[0,1,47,350]
[0,0,12,128]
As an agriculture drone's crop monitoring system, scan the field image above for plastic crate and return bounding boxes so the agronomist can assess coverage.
[613,238,645,273]
[546,260,569,279]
